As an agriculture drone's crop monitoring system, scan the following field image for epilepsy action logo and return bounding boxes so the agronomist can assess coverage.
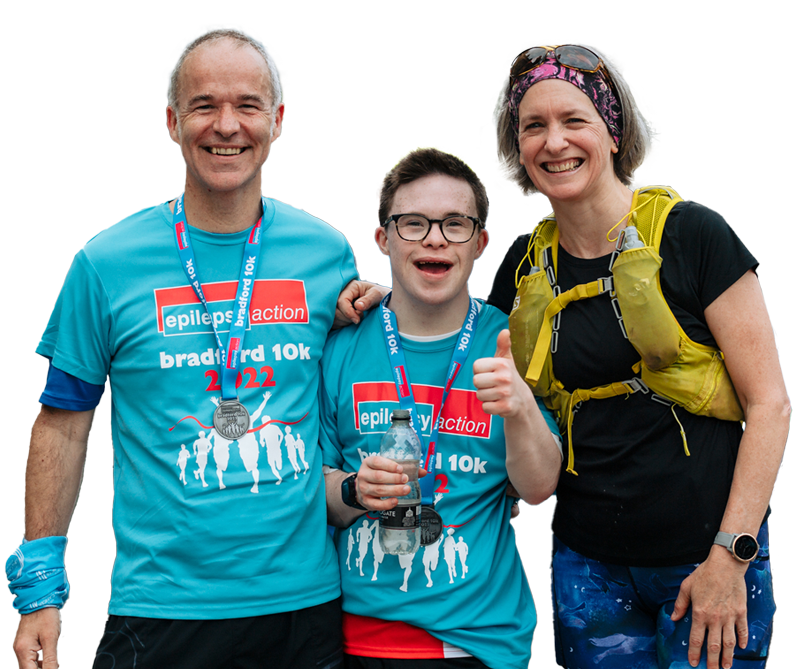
[154,279,309,336]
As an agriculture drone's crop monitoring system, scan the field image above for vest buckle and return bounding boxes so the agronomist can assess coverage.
[598,276,614,294]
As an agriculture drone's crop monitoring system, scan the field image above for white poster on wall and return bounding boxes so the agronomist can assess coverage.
[758,128,794,209]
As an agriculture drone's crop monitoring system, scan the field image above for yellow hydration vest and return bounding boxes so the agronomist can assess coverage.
[508,186,743,475]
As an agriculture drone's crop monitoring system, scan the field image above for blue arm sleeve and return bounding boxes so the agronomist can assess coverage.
[39,360,105,411]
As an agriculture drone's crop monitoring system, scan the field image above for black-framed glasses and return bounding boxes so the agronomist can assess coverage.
[383,214,483,244]
[510,45,604,79]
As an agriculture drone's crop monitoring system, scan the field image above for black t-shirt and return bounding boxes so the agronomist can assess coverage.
[488,201,758,566]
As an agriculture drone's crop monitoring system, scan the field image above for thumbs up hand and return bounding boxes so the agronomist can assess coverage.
[473,329,533,419]
[493,328,514,360]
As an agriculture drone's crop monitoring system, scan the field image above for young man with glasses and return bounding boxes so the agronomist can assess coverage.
[320,148,562,669]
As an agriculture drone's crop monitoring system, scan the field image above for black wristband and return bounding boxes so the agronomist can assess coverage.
[341,473,366,510]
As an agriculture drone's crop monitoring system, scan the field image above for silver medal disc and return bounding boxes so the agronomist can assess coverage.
[420,506,444,546]
[213,400,250,440]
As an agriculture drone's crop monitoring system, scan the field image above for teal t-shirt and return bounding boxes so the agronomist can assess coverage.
[319,303,560,669]
[38,198,358,618]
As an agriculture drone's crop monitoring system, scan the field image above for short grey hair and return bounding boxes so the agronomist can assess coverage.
[495,45,652,195]
[168,29,283,114]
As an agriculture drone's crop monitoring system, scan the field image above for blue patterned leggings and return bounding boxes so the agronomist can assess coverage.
[551,524,775,669]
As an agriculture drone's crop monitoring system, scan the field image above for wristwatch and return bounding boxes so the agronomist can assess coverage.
[341,473,366,510]
[713,531,759,563]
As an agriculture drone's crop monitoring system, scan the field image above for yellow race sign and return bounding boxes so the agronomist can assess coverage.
[336,60,481,172]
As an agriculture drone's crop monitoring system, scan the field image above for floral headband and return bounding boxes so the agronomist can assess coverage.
[508,51,622,146]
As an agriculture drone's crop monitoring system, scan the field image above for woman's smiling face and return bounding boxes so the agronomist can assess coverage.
[517,78,619,205]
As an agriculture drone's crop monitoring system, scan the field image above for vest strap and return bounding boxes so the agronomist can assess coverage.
[526,279,604,386]
[564,380,639,475]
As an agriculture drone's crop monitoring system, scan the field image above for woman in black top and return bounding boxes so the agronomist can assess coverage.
[489,45,789,669]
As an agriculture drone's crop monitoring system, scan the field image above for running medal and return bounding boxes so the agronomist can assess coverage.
[213,400,250,440]
[420,506,444,545]
[173,193,265,433]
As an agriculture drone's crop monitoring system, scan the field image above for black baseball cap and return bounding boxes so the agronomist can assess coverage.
[306,149,378,212]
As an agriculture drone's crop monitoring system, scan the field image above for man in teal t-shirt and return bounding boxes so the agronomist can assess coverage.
[321,148,563,669]
[10,29,367,669]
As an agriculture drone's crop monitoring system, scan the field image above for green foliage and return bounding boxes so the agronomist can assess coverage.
[641,81,758,140]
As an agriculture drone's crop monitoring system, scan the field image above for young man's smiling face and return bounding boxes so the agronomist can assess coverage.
[376,173,487,316]
[167,38,284,198]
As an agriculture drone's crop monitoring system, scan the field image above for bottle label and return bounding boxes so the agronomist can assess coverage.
[380,504,421,530]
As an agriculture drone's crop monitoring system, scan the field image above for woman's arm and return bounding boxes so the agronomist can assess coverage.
[671,269,790,669]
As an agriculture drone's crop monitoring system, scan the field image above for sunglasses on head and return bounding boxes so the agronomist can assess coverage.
[510,45,604,79]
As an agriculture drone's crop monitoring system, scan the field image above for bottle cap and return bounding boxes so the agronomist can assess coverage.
[391,409,411,420]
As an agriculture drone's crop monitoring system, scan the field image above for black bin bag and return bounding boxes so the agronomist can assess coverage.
[61,427,117,641]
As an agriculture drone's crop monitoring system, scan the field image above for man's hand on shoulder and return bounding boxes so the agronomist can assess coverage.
[334,281,389,329]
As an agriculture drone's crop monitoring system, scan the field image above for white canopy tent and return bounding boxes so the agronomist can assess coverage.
[66,23,778,336]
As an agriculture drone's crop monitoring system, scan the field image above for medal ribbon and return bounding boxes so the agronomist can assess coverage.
[173,194,264,401]
[380,294,479,506]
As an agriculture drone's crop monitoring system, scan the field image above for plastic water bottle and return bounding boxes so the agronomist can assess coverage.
[622,226,644,250]
[379,409,421,555]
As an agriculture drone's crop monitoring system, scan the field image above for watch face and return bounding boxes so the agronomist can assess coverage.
[733,534,759,561]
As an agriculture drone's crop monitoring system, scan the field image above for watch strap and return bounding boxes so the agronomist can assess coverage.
[342,473,366,510]
[713,531,759,562]
[713,531,737,551]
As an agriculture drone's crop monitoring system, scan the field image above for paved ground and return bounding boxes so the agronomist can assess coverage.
[3,305,557,669]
